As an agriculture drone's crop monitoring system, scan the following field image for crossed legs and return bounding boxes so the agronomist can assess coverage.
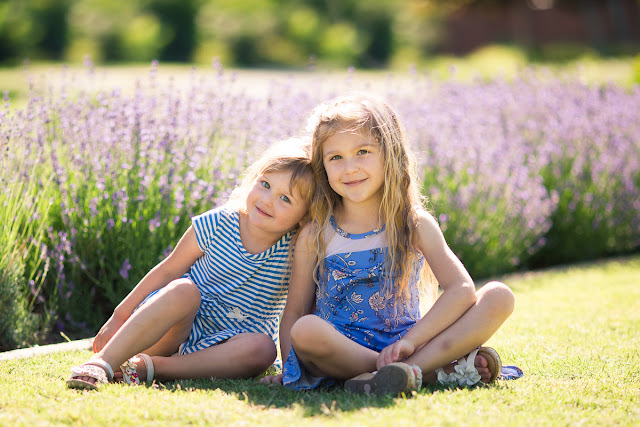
[290,281,515,384]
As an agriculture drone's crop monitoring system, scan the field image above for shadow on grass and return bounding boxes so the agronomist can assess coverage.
[152,377,444,416]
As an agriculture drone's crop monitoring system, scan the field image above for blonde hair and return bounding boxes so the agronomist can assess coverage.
[308,94,435,303]
[227,137,315,229]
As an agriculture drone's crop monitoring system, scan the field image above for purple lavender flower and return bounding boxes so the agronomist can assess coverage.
[119,259,132,280]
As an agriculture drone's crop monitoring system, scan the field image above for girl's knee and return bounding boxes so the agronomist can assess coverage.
[163,279,201,307]
[291,315,321,344]
[480,281,515,316]
[291,315,332,355]
[245,334,277,372]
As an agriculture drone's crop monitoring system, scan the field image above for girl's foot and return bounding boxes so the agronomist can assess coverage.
[344,362,422,395]
[118,354,155,386]
[66,359,114,390]
[435,347,502,387]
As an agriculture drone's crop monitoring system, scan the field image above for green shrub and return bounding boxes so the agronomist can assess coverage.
[0,178,54,350]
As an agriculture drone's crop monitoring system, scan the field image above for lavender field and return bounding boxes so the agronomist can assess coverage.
[1,62,639,349]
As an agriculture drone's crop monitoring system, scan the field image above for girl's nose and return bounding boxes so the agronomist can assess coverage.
[262,193,275,207]
[344,158,359,174]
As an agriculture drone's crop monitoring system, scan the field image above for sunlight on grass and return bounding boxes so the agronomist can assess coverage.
[1,256,638,425]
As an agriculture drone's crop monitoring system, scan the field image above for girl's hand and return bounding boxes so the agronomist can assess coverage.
[376,339,416,370]
[260,373,284,385]
[92,314,127,353]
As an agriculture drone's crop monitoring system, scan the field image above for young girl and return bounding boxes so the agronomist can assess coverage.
[262,95,515,394]
[67,138,315,390]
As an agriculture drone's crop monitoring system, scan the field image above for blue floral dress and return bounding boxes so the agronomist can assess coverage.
[283,217,423,390]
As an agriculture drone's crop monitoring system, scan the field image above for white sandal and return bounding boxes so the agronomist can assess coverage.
[120,353,155,386]
[66,359,114,390]
[435,346,502,387]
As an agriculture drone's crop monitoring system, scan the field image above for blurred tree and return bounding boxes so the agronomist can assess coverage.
[148,0,199,62]
[0,0,71,63]
[1,0,638,66]
[66,0,138,62]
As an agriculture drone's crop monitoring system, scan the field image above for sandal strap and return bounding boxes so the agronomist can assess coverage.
[477,346,502,383]
[436,348,482,386]
[137,353,155,386]
[69,360,114,384]
[121,353,155,386]
[88,359,115,380]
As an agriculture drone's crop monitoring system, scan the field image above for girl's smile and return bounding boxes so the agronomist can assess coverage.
[255,206,273,217]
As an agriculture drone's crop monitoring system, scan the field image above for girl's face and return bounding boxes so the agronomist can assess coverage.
[245,170,308,237]
[322,130,385,209]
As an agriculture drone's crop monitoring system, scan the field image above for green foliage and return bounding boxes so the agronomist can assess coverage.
[0,0,403,67]
[2,1,639,69]
[531,149,639,268]
[0,177,55,350]
[424,169,529,278]
[0,0,71,64]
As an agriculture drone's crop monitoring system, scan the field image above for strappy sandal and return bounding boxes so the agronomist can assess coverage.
[120,353,155,386]
[66,359,114,390]
[435,346,502,387]
[344,362,422,396]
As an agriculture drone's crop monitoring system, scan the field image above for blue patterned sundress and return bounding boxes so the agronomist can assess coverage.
[283,217,423,390]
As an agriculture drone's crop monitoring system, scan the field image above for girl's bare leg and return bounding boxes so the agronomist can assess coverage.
[406,281,515,383]
[290,315,379,379]
[129,333,277,380]
[81,279,200,384]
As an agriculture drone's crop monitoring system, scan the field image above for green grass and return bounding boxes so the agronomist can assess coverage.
[1,256,639,425]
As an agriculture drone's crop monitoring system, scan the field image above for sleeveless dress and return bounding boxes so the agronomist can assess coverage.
[140,206,293,356]
[282,217,423,390]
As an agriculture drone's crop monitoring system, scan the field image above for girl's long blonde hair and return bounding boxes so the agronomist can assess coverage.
[308,94,435,303]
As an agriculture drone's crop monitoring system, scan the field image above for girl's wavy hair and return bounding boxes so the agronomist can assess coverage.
[227,137,315,232]
[307,94,435,304]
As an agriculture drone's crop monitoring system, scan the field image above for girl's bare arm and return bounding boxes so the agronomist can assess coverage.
[262,224,316,384]
[393,210,477,352]
[93,226,203,352]
[279,224,317,363]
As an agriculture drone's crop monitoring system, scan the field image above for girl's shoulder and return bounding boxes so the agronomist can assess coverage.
[193,205,236,222]
[412,208,437,227]
[412,208,444,247]
[191,205,239,241]
[293,221,326,256]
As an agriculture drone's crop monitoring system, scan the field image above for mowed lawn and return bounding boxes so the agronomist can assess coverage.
[1,255,638,426]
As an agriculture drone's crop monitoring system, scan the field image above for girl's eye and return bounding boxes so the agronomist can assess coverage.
[357,149,369,155]
[280,195,291,203]
[261,181,270,189]
[330,155,342,161]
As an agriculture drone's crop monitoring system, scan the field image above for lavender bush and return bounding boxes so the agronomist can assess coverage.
[1,63,638,343]
[0,158,54,350]
[386,72,639,272]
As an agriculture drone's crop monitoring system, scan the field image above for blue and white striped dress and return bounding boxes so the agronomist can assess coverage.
[176,206,293,355]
